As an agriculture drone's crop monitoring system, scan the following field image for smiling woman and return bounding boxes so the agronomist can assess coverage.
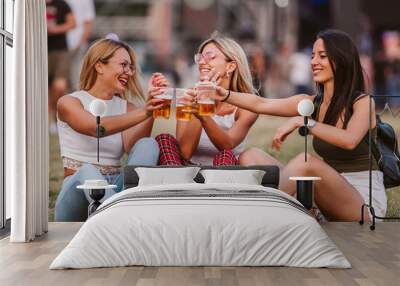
[54,38,169,222]
[155,32,259,167]
[205,29,387,222]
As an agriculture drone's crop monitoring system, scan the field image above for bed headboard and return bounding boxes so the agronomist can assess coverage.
[123,165,280,189]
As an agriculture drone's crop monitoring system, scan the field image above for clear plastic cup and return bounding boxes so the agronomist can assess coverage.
[153,88,173,119]
[196,81,216,116]
[175,88,193,121]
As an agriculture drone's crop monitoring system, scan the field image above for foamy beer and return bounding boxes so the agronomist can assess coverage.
[196,81,216,116]
[153,88,173,119]
[175,88,192,121]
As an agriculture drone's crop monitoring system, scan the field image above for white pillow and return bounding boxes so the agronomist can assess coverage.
[200,169,266,185]
[135,167,201,186]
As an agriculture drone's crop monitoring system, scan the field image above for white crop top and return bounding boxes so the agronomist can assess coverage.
[57,90,127,166]
[191,110,245,165]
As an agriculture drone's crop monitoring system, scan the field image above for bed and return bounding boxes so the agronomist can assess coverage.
[50,165,350,269]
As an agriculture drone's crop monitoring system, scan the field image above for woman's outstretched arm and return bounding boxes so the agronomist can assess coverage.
[57,89,164,138]
[214,86,313,117]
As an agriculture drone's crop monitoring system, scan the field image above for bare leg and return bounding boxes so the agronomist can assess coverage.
[239,147,284,169]
[280,153,369,222]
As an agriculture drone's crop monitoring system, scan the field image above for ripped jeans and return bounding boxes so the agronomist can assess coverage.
[54,137,159,222]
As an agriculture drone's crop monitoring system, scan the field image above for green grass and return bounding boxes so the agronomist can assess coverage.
[49,115,400,221]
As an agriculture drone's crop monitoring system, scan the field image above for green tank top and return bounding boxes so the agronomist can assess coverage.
[312,95,379,173]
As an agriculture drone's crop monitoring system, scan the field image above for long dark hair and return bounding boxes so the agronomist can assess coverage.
[315,29,366,129]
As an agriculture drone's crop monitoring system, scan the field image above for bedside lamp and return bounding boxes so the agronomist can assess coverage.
[290,99,321,211]
[78,99,116,216]
[297,99,314,162]
[89,99,107,162]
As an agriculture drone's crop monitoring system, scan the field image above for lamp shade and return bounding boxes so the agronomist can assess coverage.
[89,99,107,117]
[297,99,314,117]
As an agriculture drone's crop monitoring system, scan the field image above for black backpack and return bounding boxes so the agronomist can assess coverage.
[369,115,400,188]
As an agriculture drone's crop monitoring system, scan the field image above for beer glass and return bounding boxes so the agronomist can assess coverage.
[175,88,193,121]
[196,81,216,116]
[153,88,173,119]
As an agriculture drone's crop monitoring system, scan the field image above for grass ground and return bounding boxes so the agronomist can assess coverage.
[49,115,400,221]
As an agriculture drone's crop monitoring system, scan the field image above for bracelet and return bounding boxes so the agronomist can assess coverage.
[221,89,231,102]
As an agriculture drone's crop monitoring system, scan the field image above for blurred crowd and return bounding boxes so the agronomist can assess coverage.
[46,0,400,133]
[163,29,400,102]
[46,0,95,133]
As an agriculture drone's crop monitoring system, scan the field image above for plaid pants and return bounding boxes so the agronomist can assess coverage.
[155,133,238,166]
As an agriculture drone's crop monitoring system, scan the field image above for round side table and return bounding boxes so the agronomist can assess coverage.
[77,184,117,216]
[289,176,321,210]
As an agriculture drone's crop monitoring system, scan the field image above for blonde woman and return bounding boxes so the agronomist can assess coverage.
[156,33,258,166]
[55,38,168,221]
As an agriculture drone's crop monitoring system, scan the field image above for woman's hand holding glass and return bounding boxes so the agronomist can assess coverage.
[145,86,170,117]
[199,68,229,102]
[178,88,215,120]
[150,72,169,87]
[147,73,172,119]
[173,89,194,121]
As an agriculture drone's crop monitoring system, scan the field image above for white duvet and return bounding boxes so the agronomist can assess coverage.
[50,183,351,269]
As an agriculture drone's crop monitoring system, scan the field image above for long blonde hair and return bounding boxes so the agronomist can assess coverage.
[80,38,144,100]
[198,32,256,94]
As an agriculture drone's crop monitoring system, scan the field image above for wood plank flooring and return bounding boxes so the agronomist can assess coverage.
[0,222,399,286]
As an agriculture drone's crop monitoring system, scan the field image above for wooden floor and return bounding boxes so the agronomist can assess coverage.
[0,222,399,286]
